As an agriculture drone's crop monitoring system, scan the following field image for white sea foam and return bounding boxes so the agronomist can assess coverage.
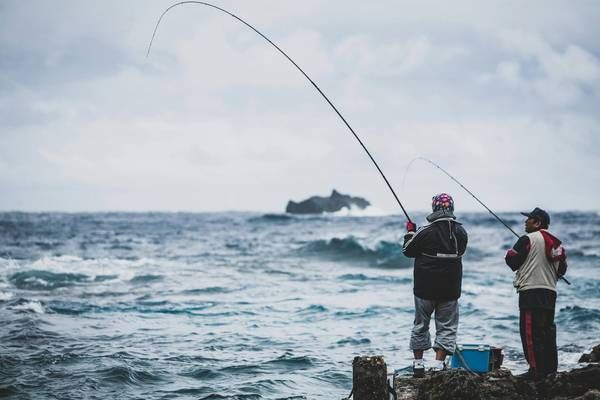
[1,255,163,285]
[0,258,19,269]
[27,255,158,282]
[0,291,14,301]
[10,300,45,314]
[329,205,390,217]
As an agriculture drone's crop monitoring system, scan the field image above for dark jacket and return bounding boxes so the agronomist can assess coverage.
[403,212,468,301]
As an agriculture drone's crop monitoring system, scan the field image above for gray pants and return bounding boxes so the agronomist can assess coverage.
[410,295,459,354]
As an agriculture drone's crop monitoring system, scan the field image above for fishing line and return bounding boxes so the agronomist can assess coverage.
[403,156,571,284]
[404,156,519,236]
[146,1,412,222]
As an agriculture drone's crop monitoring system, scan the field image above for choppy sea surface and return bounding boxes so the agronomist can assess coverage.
[0,211,598,399]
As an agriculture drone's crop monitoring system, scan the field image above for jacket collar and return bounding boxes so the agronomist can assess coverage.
[426,209,456,222]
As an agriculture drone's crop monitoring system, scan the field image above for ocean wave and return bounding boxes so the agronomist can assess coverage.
[45,299,219,316]
[96,365,162,385]
[462,247,492,262]
[557,305,600,330]
[46,300,97,315]
[567,248,600,260]
[337,273,411,284]
[263,353,314,370]
[9,270,91,290]
[33,240,62,250]
[108,243,134,251]
[298,304,329,314]
[179,367,222,380]
[575,281,600,298]
[129,274,163,284]
[326,205,389,217]
[554,212,595,224]
[168,387,213,396]
[2,316,58,341]
[181,286,234,295]
[461,214,521,226]
[200,393,262,400]
[333,305,407,319]
[247,213,295,223]
[336,337,371,346]
[298,236,411,268]
[1,256,159,285]
[0,290,14,301]
[6,299,45,314]
[219,364,265,375]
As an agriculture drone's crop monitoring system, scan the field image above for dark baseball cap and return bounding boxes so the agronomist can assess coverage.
[521,207,550,227]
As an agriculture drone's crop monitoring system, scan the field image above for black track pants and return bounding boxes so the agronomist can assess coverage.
[519,308,558,377]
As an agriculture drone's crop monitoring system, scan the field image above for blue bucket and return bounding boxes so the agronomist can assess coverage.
[450,344,492,373]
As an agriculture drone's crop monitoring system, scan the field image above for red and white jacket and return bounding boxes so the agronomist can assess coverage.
[505,229,568,292]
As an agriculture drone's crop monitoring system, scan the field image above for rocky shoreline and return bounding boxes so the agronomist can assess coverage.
[393,364,600,400]
[391,346,600,400]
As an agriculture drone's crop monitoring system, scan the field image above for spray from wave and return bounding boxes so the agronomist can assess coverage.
[327,205,390,217]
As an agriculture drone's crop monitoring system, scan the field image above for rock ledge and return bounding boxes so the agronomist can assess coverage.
[394,365,600,400]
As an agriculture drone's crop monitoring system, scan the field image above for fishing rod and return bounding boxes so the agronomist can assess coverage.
[412,156,519,236]
[146,1,413,223]
[405,156,571,284]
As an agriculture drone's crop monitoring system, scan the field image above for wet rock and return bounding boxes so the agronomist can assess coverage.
[285,190,370,214]
[579,345,600,363]
[537,365,600,400]
[352,356,387,400]
[393,365,600,400]
[394,369,534,400]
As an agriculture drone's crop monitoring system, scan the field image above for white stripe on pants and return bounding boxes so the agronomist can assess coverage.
[410,295,459,354]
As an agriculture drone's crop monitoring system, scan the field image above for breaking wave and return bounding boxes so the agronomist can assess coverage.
[557,306,600,331]
[299,236,411,268]
[327,205,389,217]
[9,270,92,290]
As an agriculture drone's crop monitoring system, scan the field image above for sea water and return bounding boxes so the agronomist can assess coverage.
[0,211,598,399]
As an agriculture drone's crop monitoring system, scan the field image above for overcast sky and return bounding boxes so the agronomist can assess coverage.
[1,0,599,213]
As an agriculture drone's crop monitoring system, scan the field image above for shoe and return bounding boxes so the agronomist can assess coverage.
[430,360,446,372]
[413,359,425,378]
[516,369,540,381]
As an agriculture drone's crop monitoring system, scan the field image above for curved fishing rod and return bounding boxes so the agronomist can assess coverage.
[405,156,571,284]
[146,1,412,222]
[410,156,520,236]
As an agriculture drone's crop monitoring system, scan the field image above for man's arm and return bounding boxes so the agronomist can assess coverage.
[403,223,425,258]
[403,232,419,258]
[456,225,468,256]
[505,236,530,271]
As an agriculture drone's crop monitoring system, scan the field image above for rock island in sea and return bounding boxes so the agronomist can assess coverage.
[285,189,370,214]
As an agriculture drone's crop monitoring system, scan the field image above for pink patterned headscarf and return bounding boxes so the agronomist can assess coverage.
[432,193,454,212]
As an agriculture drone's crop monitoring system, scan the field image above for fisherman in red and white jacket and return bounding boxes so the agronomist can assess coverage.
[505,207,568,379]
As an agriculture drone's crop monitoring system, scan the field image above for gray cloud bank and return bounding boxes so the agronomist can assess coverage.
[1,0,599,212]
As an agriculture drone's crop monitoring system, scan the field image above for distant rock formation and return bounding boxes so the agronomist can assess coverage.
[285,190,370,214]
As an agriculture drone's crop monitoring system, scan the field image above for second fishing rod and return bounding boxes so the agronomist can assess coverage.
[404,156,571,285]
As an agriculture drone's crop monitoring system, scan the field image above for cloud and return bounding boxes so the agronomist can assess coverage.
[0,0,599,211]
[492,30,600,107]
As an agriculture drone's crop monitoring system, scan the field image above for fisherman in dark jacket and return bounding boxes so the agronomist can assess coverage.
[403,193,468,377]
[505,207,568,380]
